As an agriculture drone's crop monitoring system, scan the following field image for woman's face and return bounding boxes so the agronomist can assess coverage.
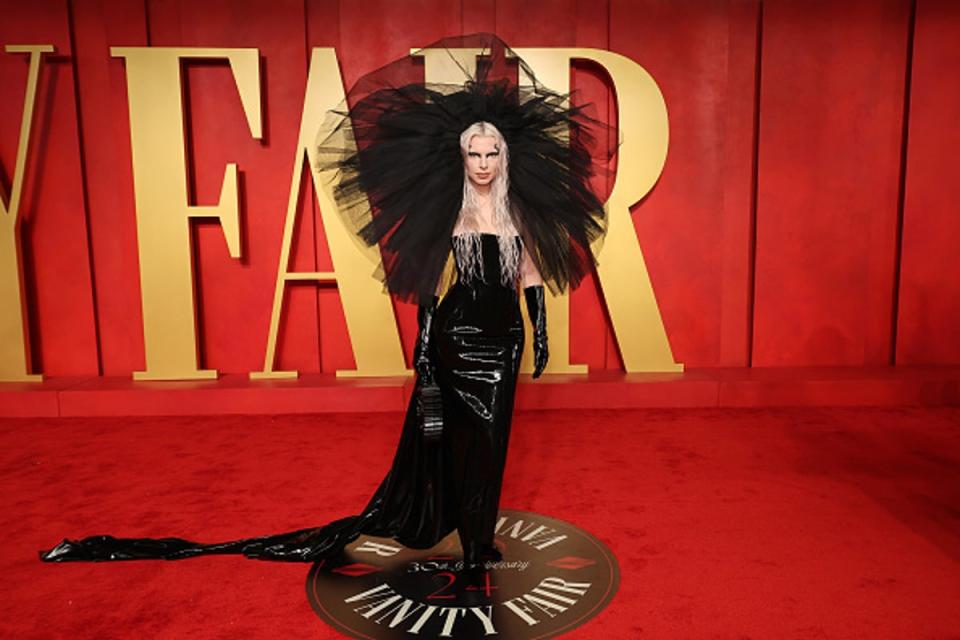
[464,135,500,188]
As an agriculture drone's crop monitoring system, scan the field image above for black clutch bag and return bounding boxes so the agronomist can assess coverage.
[417,379,443,441]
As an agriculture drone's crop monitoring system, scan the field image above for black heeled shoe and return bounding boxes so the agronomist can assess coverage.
[479,543,502,562]
[463,541,503,569]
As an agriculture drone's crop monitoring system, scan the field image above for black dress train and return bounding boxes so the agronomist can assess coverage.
[40,232,524,564]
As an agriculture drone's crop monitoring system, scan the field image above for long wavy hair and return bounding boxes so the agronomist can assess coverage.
[452,121,521,287]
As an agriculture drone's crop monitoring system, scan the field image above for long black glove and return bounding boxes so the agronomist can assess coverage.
[524,284,549,378]
[413,295,439,384]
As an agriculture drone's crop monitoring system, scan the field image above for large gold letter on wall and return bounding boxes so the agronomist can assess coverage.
[110,47,261,380]
[414,44,680,374]
[251,48,407,379]
[0,45,52,382]
[518,48,681,373]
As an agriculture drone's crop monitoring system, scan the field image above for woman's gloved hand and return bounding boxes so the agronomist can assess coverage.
[413,295,439,384]
[523,284,549,378]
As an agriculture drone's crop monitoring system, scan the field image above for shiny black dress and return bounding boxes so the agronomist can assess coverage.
[39,232,524,563]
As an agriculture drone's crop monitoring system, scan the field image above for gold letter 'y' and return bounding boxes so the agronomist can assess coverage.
[0,45,53,382]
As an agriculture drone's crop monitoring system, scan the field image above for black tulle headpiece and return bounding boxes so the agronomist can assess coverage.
[315,33,618,304]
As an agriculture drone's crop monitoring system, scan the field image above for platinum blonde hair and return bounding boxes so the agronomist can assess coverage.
[452,122,521,287]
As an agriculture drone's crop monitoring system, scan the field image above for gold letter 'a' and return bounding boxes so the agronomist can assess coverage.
[110,47,262,380]
[251,48,406,379]
[518,48,682,373]
[0,45,53,382]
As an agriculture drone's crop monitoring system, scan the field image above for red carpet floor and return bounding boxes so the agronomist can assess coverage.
[1,407,959,639]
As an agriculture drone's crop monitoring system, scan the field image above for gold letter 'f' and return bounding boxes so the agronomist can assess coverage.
[111,47,261,380]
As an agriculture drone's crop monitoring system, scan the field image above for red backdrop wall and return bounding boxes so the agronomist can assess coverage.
[0,0,957,377]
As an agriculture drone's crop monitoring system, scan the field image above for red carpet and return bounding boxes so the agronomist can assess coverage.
[2,407,959,638]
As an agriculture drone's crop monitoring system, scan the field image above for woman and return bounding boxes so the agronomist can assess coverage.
[423,120,549,566]
[39,32,613,568]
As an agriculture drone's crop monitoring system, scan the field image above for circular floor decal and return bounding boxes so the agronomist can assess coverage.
[306,509,619,639]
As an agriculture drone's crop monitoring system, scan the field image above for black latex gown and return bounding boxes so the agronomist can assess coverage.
[40,232,523,563]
